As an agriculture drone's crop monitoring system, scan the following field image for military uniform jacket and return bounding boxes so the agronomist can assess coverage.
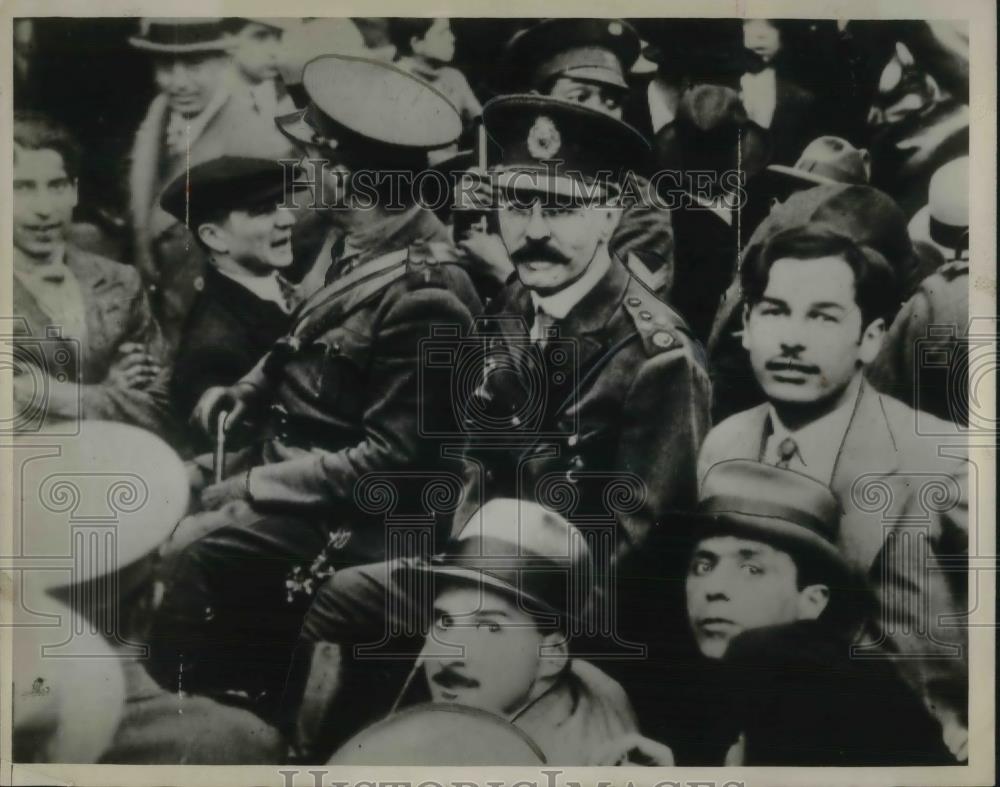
[235,223,482,543]
[457,256,711,556]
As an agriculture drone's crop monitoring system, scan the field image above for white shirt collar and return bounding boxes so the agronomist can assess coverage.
[765,374,863,484]
[529,248,611,321]
[741,67,777,129]
[217,268,291,312]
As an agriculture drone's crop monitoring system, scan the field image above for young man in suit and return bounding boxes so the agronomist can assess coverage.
[12,112,168,434]
[697,224,969,761]
[128,18,294,355]
[159,157,298,431]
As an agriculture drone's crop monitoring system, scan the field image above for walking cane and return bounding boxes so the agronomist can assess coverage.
[214,409,229,484]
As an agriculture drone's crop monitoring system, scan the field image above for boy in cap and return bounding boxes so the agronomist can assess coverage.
[698,225,969,760]
[128,18,294,355]
[149,55,481,713]
[158,156,298,430]
[609,460,952,765]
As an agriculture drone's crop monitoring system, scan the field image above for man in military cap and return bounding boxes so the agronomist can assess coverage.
[461,18,674,300]
[159,156,299,435]
[128,18,294,355]
[148,56,482,712]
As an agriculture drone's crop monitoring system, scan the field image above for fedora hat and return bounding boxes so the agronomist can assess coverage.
[420,498,595,625]
[693,460,848,575]
[768,136,872,188]
[129,18,234,54]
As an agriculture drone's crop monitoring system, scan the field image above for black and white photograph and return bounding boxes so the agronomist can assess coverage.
[1,3,994,785]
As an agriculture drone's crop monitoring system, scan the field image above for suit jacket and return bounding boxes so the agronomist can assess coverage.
[459,256,711,559]
[170,267,293,424]
[698,381,969,732]
[12,245,170,434]
[128,84,294,351]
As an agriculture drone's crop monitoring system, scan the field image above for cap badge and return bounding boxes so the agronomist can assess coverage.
[527,115,561,159]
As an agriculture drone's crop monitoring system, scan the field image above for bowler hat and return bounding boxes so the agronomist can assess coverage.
[129,18,233,54]
[274,55,462,164]
[498,18,640,92]
[653,84,771,189]
[160,156,291,225]
[421,498,595,625]
[908,156,969,260]
[693,460,848,575]
[768,136,872,188]
[482,93,649,198]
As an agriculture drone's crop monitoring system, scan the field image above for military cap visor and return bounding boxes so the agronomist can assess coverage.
[159,156,292,224]
[275,55,462,153]
[129,18,234,53]
[482,94,649,199]
[501,18,640,92]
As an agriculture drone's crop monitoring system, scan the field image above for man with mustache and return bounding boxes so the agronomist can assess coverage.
[159,157,299,438]
[697,224,969,762]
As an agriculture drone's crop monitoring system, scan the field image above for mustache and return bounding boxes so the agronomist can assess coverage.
[510,242,571,265]
[765,358,821,375]
[432,668,480,690]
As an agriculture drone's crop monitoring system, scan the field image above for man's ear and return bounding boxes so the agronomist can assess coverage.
[197,222,229,255]
[740,302,753,351]
[536,631,569,682]
[796,584,830,621]
[858,316,887,364]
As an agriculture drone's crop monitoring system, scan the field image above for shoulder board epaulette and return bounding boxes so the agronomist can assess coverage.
[622,278,689,356]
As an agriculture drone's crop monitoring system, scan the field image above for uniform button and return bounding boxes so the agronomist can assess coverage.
[571,455,584,469]
[567,434,579,447]
[639,310,652,321]
[511,415,521,426]
[652,331,675,349]
[627,296,641,307]
[194,276,205,292]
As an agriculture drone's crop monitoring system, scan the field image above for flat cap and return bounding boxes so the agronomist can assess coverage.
[275,55,462,160]
[482,93,649,198]
[499,18,641,91]
[160,156,289,224]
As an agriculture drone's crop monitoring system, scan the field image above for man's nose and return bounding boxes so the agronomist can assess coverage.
[779,339,806,357]
[274,206,296,228]
[525,202,549,241]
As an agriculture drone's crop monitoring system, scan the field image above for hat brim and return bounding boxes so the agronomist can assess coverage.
[493,168,616,201]
[128,37,234,53]
[655,122,772,180]
[766,164,843,187]
[403,563,566,622]
[690,511,850,577]
[558,65,629,90]
[275,109,320,149]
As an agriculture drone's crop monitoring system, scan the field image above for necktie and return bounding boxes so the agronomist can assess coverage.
[776,436,799,469]
[533,306,557,348]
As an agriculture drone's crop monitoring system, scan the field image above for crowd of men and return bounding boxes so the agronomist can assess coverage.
[11,16,973,767]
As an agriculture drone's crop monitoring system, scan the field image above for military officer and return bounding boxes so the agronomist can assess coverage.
[148,55,482,713]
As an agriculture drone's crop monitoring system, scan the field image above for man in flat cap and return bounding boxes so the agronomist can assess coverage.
[159,156,299,438]
[698,225,969,761]
[461,19,674,300]
[128,18,294,356]
[148,55,482,713]
[607,460,952,765]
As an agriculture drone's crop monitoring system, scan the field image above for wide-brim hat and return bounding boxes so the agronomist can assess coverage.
[653,83,771,183]
[690,460,849,576]
[482,93,649,199]
[767,136,872,188]
[274,54,462,163]
[497,18,641,92]
[407,498,595,626]
[129,18,234,54]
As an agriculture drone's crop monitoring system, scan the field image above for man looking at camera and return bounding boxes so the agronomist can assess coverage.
[698,225,969,761]
[12,111,168,433]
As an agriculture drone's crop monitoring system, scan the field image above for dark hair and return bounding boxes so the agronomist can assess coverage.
[741,224,899,328]
[387,18,435,56]
[781,538,873,637]
[13,111,81,180]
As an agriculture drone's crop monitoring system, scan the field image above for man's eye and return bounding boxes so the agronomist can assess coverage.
[690,559,712,576]
[436,614,454,630]
[813,312,839,323]
[50,179,71,191]
[741,564,763,576]
[13,181,33,192]
[476,621,501,633]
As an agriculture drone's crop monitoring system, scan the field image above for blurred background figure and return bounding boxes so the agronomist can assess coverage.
[128,18,294,356]
[223,18,296,119]
[274,17,366,105]
[907,155,969,264]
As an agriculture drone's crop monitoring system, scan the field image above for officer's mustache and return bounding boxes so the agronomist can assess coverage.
[432,668,480,689]
[510,241,571,265]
